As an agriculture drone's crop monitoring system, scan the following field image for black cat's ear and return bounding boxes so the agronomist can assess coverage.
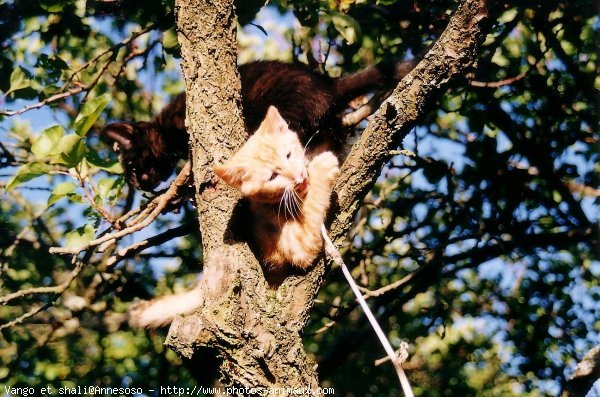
[259,106,289,135]
[102,123,134,150]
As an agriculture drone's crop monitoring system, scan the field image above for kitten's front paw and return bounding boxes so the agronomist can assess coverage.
[309,152,340,182]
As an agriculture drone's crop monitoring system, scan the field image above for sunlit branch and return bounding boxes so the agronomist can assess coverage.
[468,71,526,87]
[0,256,84,307]
[106,222,195,267]
[63,20,164,89]
[49,162,192,255]
[74,167,119,227]
[0,303,53,331]
[341,89,393,128]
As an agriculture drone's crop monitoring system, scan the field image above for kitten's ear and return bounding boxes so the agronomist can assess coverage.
[259,106,289,135]
[213,163,246,189]
[102,123,134,150]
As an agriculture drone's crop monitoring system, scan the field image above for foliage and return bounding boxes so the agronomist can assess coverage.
[0,0,597,396]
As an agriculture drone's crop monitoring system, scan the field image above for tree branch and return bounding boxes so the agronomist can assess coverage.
[49,162,192,255]
[331,0,491,243]
[165,0,492,391]
[106,222,195,267]
[0,19,165,116]
[566,344,600,397]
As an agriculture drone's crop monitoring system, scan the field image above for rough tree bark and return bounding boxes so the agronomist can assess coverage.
[166,0,492,391]
[565,344,600,397]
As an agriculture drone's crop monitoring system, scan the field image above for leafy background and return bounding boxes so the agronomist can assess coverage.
[0,0,598,395]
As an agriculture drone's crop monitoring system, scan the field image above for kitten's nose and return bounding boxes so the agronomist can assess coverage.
[294,169,307,186]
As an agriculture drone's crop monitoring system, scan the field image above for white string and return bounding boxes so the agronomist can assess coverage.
[321,224,415,397]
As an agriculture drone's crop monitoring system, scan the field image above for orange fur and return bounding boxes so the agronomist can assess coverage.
[213,106,339,269]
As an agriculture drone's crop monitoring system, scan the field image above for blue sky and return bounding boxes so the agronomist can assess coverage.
[1,5,598,388]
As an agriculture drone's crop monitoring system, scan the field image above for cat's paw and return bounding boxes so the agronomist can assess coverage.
[309,152,340,182]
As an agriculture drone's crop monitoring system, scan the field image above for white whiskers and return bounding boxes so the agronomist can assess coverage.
[303,130,320,151]
[278,187,304,221]
[290,188,304,218]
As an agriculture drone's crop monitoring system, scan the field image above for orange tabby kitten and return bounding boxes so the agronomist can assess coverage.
[128,107,338,328]
[214,106,340,269]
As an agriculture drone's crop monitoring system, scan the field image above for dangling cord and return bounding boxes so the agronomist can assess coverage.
[321,224,415,397]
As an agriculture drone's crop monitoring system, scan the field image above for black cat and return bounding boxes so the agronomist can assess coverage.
[102,59,419,191]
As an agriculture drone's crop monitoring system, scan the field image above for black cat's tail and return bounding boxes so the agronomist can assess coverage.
[333,57,422,103]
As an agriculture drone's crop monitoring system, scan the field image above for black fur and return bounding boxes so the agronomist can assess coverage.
[102,59,419,190]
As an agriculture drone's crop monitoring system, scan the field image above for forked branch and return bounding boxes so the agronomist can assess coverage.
[166,0,492,392]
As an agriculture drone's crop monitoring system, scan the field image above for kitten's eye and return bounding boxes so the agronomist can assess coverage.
[286,151,292,159]
[269,172,278,181]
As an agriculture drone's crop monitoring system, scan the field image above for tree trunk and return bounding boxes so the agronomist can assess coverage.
[167,0,492,391]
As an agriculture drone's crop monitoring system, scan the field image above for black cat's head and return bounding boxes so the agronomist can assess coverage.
[102,121,175,191]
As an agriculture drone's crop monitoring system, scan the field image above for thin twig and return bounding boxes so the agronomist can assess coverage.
[63,22,161,90]
[341,89,393,128]
[360,272,416,299]
[0,303,52,331]
[0,256,84,306]
[74,166,119,226]
[469,71,526,87]
[49,162,192,255]
[0,141,16,164]
[81,51,118,102]
[1,22,162,117]
[106,222,194,267]
[0,52,114,117]
[1,87,86,117]
[321,225,415,397]
[375,341,409,367]
[307,320,337,336]
[116,204,144,225]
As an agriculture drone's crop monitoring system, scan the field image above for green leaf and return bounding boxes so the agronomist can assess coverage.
[57,134,86,167]
[48,182,77,205]
[97,178,115,198]
[6,268,32,281]
[5,162,50,191]
[6,67,31,95]
[162,27,180,55]
[35,54,69,84]
[499,8,518,24]
[39,0,72,12]
[68,193,83,204]
[104,332,139,360]
[73,93,111,137]
[65,224,96,250]
[86,149,124,173]
[332,13,361,45]
[552,190,562,203]
[491,50,509,67]
[32,125,64,159]
[35,54,68,71]
[41,84,62,98]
